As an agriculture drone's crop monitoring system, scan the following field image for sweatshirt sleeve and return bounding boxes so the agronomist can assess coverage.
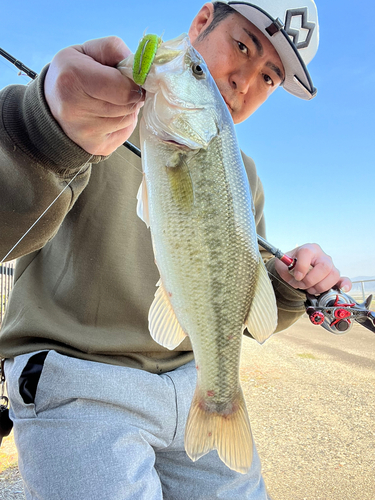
[241,151,306,334]
[0,65,106,262]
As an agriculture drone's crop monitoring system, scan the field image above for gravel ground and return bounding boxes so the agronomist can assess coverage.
[0,466,24,500]
[1,316,374,499]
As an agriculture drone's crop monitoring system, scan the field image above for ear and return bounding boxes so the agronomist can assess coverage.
[188,3,215,43]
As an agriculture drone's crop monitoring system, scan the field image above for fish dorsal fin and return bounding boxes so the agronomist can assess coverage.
[149,280,188,350]
[244,259,278,344]
[136,174,150,227]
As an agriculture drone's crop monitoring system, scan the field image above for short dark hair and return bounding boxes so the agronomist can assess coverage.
[196,2,236,42]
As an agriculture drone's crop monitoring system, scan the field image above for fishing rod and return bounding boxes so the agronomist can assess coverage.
[0,47,37,80]
[2,49,375,336]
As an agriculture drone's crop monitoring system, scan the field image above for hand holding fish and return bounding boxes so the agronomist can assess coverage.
[274,243,352,295]
[44,36,144,156]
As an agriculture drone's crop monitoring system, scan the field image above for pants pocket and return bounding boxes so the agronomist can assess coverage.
[19,351,48,405]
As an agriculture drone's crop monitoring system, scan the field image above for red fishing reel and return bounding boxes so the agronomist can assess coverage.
[305,289,375,335]
[255,235,375,336]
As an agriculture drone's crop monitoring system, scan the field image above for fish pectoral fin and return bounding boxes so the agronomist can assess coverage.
[148,281,187,350]
[244,259,278,344]
[166,155,194,212]
[136,174,150,227]
[185,387,253,474]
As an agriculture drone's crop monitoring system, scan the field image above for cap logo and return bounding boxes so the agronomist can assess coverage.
[284,8,315,50]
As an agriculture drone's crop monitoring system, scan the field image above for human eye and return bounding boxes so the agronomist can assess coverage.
[263,74,274,86]
[237,41,248,54]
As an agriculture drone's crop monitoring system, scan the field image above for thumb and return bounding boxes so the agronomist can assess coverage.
[79,36,132,67]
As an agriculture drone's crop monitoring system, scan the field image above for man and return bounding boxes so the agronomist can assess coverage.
[0,1,350,499]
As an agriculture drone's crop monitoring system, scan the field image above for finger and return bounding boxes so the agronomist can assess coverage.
[73,111,141,156]
[296,259,335,288]
[282,258,336,291]
[91,122,139,156]
[337,277,352,293]
[81,64,142,106]
[291,247,317,282]
[68,49,142,106]
[50,45,142,108]
[273,258,294,283]
[80,37,141,106]
[81,36,132,67]
[304,269,341,295]
[79,97,144,119]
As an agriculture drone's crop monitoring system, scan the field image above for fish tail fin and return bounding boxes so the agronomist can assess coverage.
[185,387,253,474]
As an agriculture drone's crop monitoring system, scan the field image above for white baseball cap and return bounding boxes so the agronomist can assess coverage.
[216,0,319,100]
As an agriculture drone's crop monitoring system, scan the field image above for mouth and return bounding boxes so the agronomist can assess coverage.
[222,96,234,116]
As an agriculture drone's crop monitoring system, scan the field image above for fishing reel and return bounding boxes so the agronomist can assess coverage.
[305,288,375,335]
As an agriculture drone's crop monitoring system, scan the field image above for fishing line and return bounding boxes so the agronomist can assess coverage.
[0,49,306,303]
[0,53,143,263]
[113,149,143,174]
[265,269,307,300]
[0,58,30,84]
[0,159,93,264]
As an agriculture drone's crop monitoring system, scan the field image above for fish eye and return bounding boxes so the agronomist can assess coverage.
[192,63,205,79]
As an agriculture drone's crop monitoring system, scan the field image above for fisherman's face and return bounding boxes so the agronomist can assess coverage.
[189,4,285,123]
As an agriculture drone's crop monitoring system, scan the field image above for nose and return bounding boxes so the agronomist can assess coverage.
[230,61,261,94]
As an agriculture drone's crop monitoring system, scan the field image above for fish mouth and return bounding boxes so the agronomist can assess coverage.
[162,138,191,150]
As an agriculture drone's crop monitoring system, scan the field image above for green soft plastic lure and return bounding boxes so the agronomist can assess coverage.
[133,34,162,86]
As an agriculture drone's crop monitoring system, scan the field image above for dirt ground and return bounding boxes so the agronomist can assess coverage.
[241,316,375,500]
[1,316,374,499]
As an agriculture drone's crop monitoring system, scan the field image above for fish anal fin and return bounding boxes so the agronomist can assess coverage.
[148,281,187,350]
[245,259,278,344]
[136,174,150,227]
[185,387,253,474]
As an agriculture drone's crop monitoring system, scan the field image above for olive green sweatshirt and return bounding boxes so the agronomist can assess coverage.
[0,66,305,373]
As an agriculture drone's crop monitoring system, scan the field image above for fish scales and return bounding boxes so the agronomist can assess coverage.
[145,134,257,402]
[117,34,277,474]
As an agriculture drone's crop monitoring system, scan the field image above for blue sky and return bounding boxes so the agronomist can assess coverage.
[1,0,374,279]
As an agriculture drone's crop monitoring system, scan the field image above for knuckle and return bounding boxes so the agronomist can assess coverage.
[301,243,323,260]
[312,283,327,294]
[303,242,319,252]
[320,259,334,275]
[301,274,315,288]
[102,36,131,62]
[54,68,81,103]
[107,35,126,48]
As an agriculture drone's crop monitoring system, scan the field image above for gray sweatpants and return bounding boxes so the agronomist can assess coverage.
[5,350,271,500]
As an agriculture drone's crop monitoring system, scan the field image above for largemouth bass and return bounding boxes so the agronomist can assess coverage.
[118,34,277,474]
